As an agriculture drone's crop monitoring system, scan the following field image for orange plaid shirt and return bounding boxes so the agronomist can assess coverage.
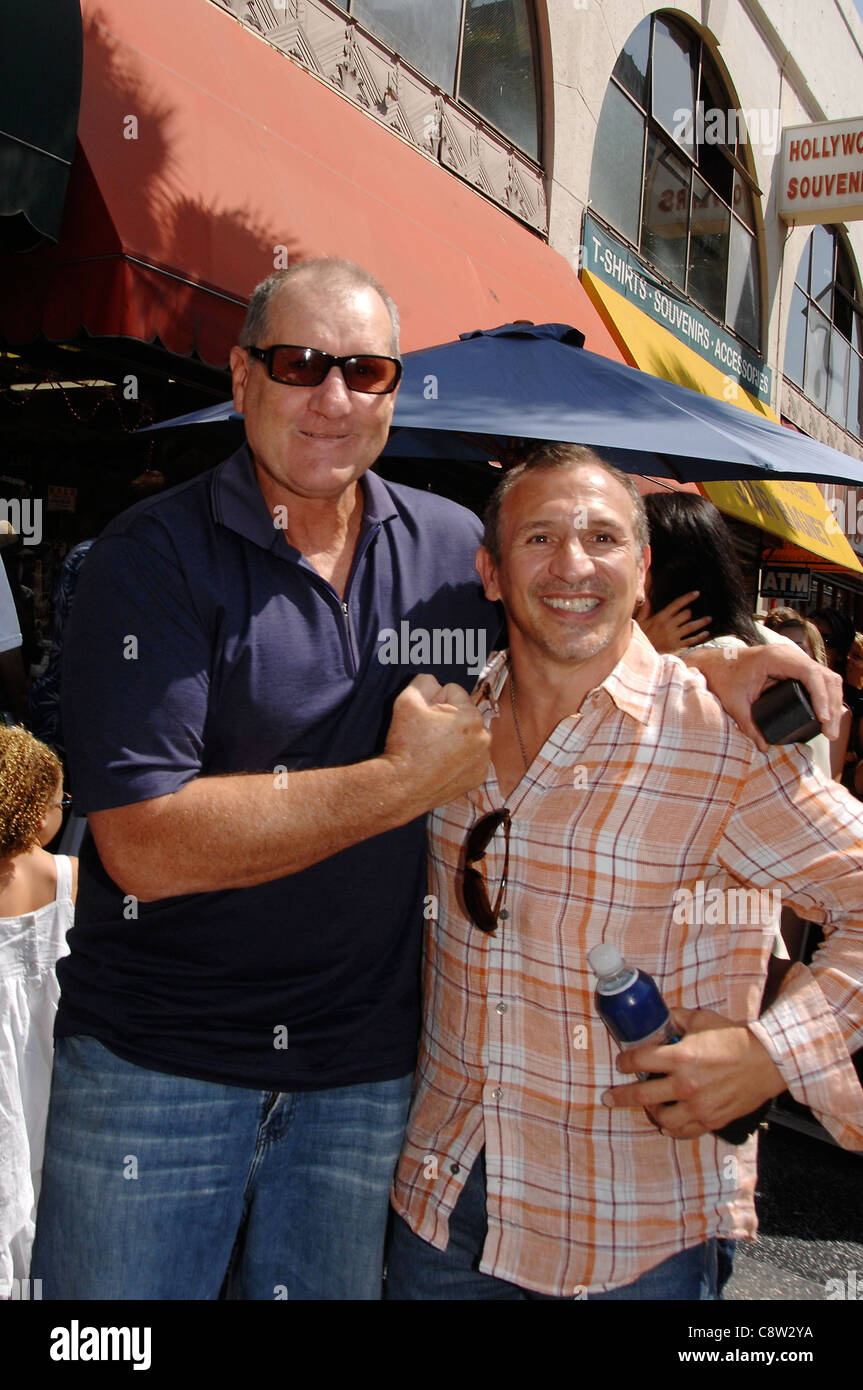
[392,628,863,1296]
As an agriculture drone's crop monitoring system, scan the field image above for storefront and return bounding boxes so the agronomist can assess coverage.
[5,1,863,672]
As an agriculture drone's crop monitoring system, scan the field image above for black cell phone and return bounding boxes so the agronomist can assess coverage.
[751,678,822,744]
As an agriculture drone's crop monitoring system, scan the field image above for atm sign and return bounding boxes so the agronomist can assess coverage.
[759,568,811,600]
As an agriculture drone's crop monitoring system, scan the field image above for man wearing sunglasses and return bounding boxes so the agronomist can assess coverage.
[33,258,494,1300]
[389,444,863,1300]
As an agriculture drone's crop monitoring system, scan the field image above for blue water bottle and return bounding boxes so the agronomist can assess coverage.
[588,943,767,1144]
[588,942,680,1059]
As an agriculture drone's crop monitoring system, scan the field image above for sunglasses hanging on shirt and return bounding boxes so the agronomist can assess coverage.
[462,808,512,935]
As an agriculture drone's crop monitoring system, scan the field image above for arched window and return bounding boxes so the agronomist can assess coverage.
[589,12,761,350]
[784,226,863,439]
[349,0,541,159]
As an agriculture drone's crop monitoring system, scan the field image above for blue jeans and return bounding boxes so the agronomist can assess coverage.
[32,1036,412,1300]
[386,1152,722,1300]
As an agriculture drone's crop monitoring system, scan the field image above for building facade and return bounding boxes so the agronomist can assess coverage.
[543,0,863,613]
[2,0,863,658]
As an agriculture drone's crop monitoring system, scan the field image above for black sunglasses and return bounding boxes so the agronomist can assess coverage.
[246,344,402,394]
[463,808,511,935]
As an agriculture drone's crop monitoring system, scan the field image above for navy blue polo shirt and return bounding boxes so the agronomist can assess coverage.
[57,446,499,1090]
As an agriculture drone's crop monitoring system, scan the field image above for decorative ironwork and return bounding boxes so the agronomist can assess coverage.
[211,0,547,232]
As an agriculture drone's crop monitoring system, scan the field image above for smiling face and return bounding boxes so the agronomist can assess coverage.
[477,463,649,682]
[229,279,398,508]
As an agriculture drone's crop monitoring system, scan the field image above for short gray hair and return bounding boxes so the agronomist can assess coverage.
[482,443,649,562]
[239,258,400,356]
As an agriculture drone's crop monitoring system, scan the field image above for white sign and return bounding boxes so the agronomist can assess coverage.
[780,117,863,224]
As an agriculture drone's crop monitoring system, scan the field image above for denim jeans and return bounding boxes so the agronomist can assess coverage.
[32,1036,413,1300]
[386,1151,723,1300]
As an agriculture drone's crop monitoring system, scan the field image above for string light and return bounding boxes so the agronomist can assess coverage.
[0,366,157,436]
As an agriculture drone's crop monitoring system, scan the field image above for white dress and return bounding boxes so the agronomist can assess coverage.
[0,854,73,1292]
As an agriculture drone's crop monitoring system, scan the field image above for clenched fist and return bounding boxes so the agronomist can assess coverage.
[382,674,491,817]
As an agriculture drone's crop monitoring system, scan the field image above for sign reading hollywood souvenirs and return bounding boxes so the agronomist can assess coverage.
[780,117,863,224]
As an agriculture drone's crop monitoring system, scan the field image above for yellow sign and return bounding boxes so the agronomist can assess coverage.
[582,271,773,415]
[582,273,863,572]
[703,478,862,570]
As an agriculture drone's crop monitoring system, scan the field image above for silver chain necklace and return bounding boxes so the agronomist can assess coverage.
[509,667,530,772]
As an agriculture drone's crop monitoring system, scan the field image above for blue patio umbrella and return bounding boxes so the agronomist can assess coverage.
[144,322,863,486]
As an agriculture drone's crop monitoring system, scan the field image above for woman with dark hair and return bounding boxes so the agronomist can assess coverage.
[638,492,765,649]
[807,609,863,795]
[637,489,831,992]
[638,494,835,783]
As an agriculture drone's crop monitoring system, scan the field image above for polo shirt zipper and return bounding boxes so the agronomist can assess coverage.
[337,521,381,676]
[341,600,357,674]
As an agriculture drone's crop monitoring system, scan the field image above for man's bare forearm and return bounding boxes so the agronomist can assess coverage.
[89,675,491,901]
[683,642,843,745]
[90,757,416,901]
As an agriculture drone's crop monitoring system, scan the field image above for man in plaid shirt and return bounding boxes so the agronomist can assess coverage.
[389,445,863,1300]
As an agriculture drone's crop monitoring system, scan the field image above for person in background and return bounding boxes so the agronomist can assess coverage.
[636,494,831,998]
[0,526,38,682]
[28,540,95,758]
[638,498,837,781]
[762,606,828,665]
[0,545,26,726]
[29,498,124,760]
[0,726,76,1293]
[810,607,856,681]
[846,630,863,690]
[839,629,863,798]
[762,607,849,777]
[636,492,765,653]
[810,609,863,794]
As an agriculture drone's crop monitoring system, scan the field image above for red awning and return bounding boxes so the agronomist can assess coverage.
[0,0,624,367]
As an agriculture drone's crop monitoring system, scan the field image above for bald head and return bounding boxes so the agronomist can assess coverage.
[240,259,400,356]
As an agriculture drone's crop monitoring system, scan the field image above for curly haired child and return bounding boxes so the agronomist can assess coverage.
[0,725,77,1294]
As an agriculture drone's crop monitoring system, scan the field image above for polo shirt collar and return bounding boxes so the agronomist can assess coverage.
[360,467,399,527]
[210,444,398,556]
